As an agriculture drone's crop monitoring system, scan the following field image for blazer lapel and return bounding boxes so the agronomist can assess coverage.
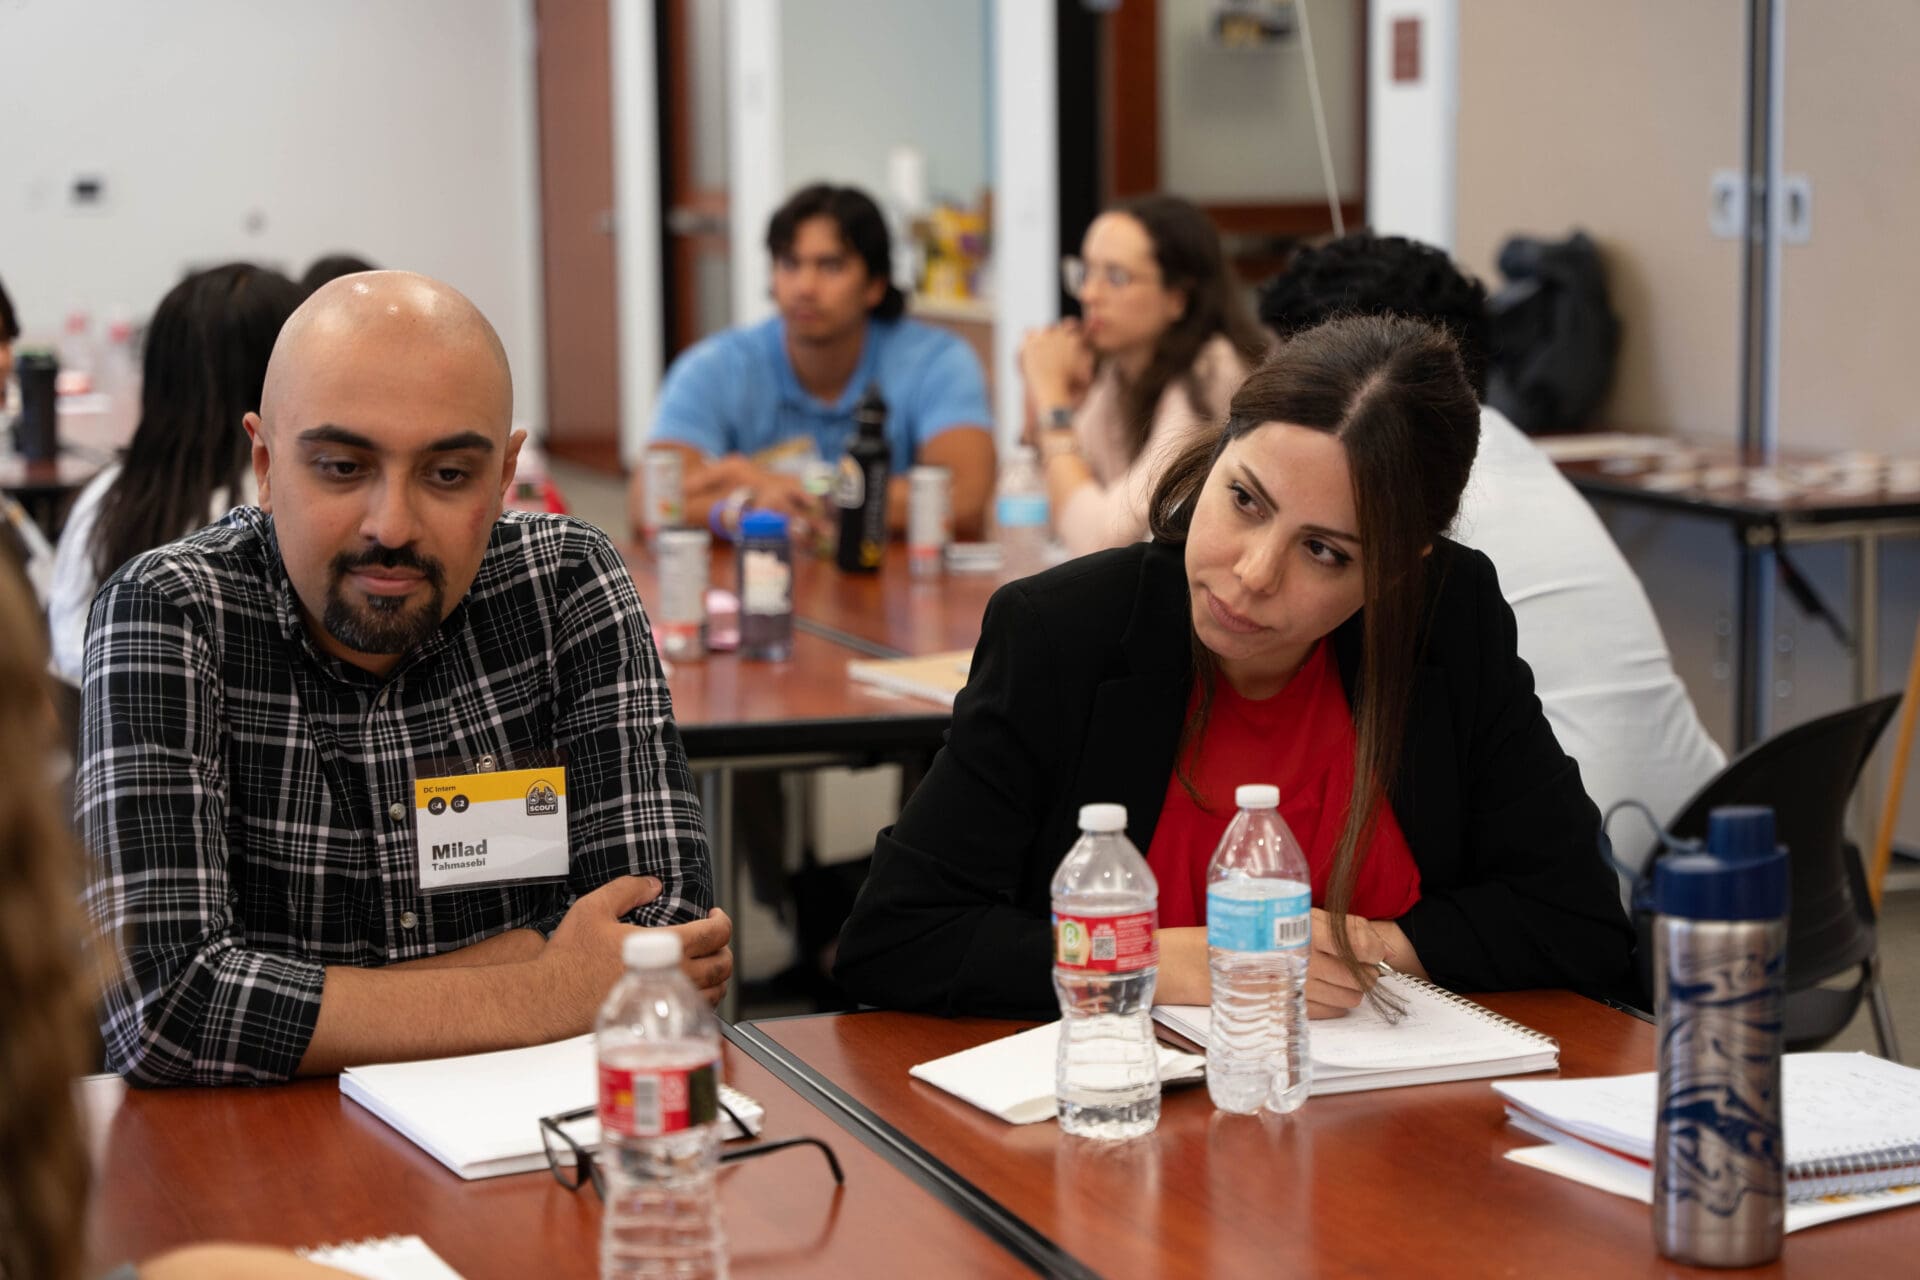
[1066,543,1193,851]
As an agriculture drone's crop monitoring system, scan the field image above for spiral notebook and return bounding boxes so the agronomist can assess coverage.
[1495,1052,1920,1200]
[1151,969,1558,1093]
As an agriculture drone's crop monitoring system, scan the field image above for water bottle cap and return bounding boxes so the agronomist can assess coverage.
[623,931,682,970]
[1234,784,1279,810]
[1653,849,1788,921]
[1705,805,1776,861]
[1078,803,1127,833]
[739,509,788,539]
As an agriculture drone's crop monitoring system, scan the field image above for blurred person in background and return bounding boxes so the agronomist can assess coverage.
[1019,194,1267,556]
[47,263,303,683]
[0,560,352,1280]
[300,252,378,296]
[0,273,17,393]
[637,182,995,542]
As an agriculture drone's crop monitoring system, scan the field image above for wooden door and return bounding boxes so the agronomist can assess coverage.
[663,0,732,358]
[535,0,621,469]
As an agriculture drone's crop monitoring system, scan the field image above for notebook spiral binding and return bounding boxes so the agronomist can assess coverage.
[1386,970,1562,1051]
[1791,1139,1920,1200]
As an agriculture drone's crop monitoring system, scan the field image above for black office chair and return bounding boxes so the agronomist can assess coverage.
[1633,694,1902,1058]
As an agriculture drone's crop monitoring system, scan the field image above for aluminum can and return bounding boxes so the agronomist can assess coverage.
[907,465,951,579]
[1651,806,1788,1269]
[654,528,709,661]
[641,448,684,541]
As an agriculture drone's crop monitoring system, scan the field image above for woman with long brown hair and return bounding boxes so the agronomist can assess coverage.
[1018,194,1269,556]
[837,314,1632,1016]
[0,564,350,1280]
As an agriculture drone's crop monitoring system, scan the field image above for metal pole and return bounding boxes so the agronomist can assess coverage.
[1737,0,1778,462]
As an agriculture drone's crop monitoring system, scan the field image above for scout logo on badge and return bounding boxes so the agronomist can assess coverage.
[525,779,560,816]
[1055,916,1090,967]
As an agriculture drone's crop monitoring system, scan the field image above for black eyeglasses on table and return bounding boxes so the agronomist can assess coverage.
[539,1100,845,1199]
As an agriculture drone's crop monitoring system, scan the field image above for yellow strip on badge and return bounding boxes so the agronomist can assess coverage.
[415,766,568,811]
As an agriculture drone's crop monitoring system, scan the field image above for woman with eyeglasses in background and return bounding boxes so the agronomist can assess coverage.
[1017,194,1269,557]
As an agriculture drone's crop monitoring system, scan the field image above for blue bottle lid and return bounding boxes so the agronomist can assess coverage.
[1706,805,1776,861]
[1653,849,1788,921]
[739,509,788,539]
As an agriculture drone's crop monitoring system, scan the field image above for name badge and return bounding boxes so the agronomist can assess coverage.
[414,765,569,893]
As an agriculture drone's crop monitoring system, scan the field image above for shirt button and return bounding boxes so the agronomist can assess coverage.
[388,802,406,821]
[399,911,418,930]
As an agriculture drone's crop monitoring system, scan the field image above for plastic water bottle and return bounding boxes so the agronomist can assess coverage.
[1206,784,1312,1115]
[596,932,727,1280]
[994,445,1050,578]
[1051,803,1160,1140]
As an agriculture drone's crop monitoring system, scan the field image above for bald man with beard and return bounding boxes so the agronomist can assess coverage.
[77,273,728,1086]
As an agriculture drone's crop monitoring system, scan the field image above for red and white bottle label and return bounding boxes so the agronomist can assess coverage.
[598,1058,720,1138]
[1052,909,1158,973]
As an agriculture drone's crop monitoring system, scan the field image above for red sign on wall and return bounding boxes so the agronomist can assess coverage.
[1393,16,1422,84]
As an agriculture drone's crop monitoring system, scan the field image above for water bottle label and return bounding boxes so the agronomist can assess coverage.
[996,493,1049,529]
[740,547,791,615]
[1053,908,1158,973]
[1206,888,1311,953]
[598,1057,720,1138]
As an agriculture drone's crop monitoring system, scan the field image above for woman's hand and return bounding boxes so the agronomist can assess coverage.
[1019,320,1093,418]
[1305,910,1430,1018]
[1151,926,1210,1005]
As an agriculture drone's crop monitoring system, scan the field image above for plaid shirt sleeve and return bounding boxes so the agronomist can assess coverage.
[77,571,326,1086]
[532,527,712,935]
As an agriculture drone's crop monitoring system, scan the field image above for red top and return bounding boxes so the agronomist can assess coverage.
[1146,641,1421,928]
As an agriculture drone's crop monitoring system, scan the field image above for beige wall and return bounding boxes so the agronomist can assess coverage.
[1775,3,1920,455]
[1455,0,1745,438]
[1457,1,1920,454]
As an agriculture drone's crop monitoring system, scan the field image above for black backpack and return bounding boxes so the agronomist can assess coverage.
[1485,230,1620,434]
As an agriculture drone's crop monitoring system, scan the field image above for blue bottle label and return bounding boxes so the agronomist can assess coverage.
[1207,887,1310,952]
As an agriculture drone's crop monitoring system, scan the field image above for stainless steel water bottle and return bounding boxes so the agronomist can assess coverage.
[1651,805,1788,1268]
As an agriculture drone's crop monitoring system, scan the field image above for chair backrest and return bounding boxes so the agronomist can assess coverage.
[1656,694,1900,991]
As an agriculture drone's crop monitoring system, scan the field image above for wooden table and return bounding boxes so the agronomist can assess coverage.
[85,1037,1029,1279]
[628,537,1003,661]
[1550,437,1920,750]
[734,996,1915,1278]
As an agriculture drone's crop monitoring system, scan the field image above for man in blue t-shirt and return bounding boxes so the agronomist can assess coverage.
[632,184,996,540]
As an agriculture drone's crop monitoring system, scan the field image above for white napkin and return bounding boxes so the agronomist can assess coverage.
[909,1021,1205,1124]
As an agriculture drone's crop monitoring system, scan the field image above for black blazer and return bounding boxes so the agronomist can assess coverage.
[835,539,1634,1018]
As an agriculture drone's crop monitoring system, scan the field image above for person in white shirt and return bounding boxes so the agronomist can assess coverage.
[49,263,301,682]
[1258,233,1726,849]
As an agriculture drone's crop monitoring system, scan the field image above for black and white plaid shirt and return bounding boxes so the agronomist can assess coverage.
[78,508,711,1085]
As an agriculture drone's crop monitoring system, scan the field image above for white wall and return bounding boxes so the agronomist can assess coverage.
[1366,0,1457,249]
[1160,0,1362,203]
[0,0,544,424]
[778,0,989,209]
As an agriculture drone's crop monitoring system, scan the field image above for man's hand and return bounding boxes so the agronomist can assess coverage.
[1306,907,1389,1019]
[537,874,664,1028]
[666,907,734,1007]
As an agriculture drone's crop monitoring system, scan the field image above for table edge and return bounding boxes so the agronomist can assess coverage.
[722,1019,1093,1280]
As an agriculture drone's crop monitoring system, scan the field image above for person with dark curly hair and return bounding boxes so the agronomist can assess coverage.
[1258,232,1724,838]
